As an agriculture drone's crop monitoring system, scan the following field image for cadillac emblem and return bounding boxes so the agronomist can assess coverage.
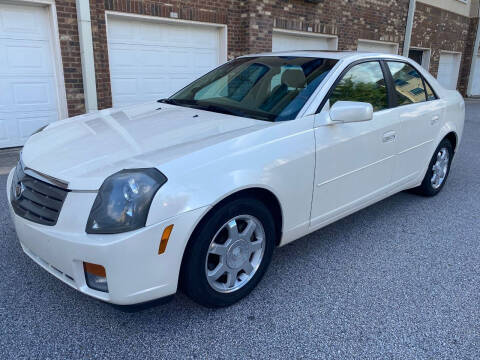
[14,182,25,200]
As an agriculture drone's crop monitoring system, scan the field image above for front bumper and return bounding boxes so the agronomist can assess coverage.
[7,169,207,305]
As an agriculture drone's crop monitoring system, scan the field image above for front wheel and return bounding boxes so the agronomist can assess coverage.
[181,197,276,307]
[413,138,454,196]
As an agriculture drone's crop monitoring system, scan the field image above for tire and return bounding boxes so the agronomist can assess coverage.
[181,197,276,307]
[412,138,454,197]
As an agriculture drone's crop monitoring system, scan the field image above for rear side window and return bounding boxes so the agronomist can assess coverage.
[425,81,437,101]
[329,61,388,112]
[387,62,426,105]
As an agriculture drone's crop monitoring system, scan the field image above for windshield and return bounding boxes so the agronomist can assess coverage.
[163,56,338,121]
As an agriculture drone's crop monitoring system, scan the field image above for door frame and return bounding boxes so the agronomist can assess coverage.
[272,28,339,51]
[0,0,68,121]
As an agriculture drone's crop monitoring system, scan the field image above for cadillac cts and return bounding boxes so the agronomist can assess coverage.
[7,51,464,307]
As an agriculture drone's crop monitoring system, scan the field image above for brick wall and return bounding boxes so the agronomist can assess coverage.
[271,0,409,51]
[55,0,86,116]
[411,2,471,94]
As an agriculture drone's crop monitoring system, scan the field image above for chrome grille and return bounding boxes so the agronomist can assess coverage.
[10,163,69,226]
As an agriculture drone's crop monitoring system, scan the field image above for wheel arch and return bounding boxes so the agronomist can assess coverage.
[443,131,458,152]
[178,186,284,288]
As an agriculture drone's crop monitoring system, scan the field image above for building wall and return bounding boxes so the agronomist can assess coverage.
[411,2,473,94]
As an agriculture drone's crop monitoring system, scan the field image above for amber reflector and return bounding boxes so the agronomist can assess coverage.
[158,224,174,254]
[83,262,106,277]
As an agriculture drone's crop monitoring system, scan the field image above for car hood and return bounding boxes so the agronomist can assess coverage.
[21,102,268,190]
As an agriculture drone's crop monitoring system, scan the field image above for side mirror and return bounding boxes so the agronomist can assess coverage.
[329,101,373,123]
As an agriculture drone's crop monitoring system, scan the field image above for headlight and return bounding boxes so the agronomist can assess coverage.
[86,168,167,234]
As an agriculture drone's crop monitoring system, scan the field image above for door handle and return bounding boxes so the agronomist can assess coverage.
[382,131,396,143]
[431,115,440,125]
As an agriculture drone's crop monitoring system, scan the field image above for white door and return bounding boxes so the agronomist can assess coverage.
[384,61,442,185]
[0,4,61,148]
[107,16,224,107]
[311,61,401,228]
[357,40,398,54]
[272,31,337,52]
[437,52,461,90]
[471,55,480,96]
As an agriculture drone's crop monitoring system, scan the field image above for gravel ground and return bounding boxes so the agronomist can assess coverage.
[1,103,479,359]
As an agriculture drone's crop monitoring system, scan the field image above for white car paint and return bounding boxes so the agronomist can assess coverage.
[8,51,465,305]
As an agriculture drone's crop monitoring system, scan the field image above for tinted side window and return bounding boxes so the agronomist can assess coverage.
[425,81,437,101]
[330,61,388,112]
[387,62,426,105]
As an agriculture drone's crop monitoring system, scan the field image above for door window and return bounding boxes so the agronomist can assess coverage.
[424,81,437,101]
[387,62,426,105]
[329,61,388,112]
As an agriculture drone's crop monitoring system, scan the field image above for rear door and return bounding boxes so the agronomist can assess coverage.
[384,61,444,186]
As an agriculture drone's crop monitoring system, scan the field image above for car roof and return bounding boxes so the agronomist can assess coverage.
[240,50,408,62]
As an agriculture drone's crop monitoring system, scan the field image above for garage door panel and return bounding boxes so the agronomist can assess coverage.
[437,53,461,90]
[471,55,480,96]
[0,3,60,147]
[0,116,8,142]
[272,31,336,52]
[0,4,49,40]
[141,49,170,68]
[12,81,56,108]
[17,112,55,138]
[4,41,54,75]
[142,77,171,100]
[108,16,222,107]
[357,40,397,54]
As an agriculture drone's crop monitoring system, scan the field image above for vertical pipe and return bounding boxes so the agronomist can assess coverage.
[76,0,98,112]
[403,0,416,57]
[467,4,480,97]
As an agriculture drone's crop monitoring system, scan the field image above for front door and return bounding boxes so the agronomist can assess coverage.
[310,61,401,228]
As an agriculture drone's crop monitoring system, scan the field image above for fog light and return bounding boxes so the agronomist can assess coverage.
[83,262,108,293]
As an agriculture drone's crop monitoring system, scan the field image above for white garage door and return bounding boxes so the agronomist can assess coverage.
[107,16,223,107]
[272,30,337,52]
[0,4,61,148]
[437,52,461,90]
[470,55,480,96]
[357,40,398,54]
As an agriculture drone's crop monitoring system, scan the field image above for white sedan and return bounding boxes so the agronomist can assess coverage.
[7,51,464,307]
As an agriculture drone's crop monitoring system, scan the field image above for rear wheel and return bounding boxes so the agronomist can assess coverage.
[181,197,276,307]
[413,138,453,196]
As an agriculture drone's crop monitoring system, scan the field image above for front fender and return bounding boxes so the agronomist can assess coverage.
[145,116,316,239]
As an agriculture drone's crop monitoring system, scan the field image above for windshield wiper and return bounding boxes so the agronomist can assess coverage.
[157,98,179,105]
